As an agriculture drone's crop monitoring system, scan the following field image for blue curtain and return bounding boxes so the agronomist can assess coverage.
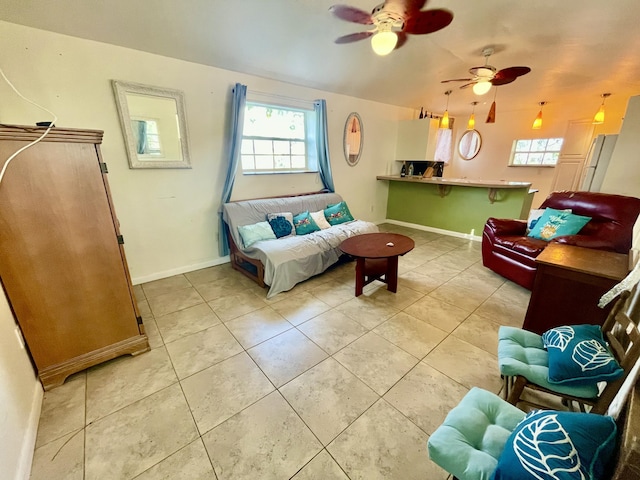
[136,120,147,154]
[314,99,335,192]
[218,83,247,256]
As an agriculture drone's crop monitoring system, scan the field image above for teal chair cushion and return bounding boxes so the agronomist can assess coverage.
[428,387,526,480]
[497,326,599,399]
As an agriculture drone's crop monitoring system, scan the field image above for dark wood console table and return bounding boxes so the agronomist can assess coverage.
[523,243,629,334]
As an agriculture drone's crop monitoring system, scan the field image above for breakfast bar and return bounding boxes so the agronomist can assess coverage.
[377,175,534,237]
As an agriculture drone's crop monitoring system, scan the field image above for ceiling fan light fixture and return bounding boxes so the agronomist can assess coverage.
[371,30,397,56]
[532,101,546,130]
[593,93,611,124]
[476,67,495,79]
[473,80,492,96]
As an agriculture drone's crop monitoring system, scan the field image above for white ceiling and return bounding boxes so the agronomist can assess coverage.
[3,0,640,119]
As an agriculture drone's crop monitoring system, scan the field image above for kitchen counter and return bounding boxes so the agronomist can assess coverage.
[376,175,532,190]
[377,175,535,237]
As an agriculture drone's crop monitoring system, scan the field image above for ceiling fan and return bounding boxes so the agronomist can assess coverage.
[330,0,454,56]
[442,47,531,95]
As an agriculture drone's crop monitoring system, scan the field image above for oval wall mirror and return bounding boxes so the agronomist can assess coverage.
[458,129,482,160]
[344,112,363,166]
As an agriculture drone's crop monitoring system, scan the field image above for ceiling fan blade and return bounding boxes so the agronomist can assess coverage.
[459,82,478,89]
[335,31,374,44]
[329,5,373,25]
[491,66,531,85]
[384,0,428,16]
[403,9,454,35]
[441,78,473,83]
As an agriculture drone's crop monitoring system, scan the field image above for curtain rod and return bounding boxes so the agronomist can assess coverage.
[248,89,316,107]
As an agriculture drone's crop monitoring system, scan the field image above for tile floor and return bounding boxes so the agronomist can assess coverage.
[29,224,531,480]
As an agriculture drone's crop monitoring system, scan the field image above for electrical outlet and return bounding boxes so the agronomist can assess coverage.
[370,205,374,212]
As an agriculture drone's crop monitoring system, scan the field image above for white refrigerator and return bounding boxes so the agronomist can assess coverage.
[581,134,618,192]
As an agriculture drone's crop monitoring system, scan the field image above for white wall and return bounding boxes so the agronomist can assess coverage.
[0,289,42,480]
[601,95,640,197]
[0,21,410,284]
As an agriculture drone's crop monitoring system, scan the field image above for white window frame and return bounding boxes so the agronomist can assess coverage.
[509,137,564,167]
[241,100,319,175]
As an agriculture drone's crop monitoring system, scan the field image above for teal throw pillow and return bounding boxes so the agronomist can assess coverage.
[237,221,276,248]
[525,208,572,234]
[324,201,354,226]
[267,212,295,239]
[293,211,320,235]
[491,410,617,480]
[527,207,590,241]
[541,324,623,386]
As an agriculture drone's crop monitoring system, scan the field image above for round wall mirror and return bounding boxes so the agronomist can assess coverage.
[343,112,363,166]
[458,129,482,160]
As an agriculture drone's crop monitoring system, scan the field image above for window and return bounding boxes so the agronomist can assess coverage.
[241,102,318,174]
[131,118,163,156]
[509,138,564,166]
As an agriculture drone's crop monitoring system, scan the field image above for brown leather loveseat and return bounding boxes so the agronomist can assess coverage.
[482,191,640,289]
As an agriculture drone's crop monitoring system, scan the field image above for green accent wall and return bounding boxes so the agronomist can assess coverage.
[386,181,534,235]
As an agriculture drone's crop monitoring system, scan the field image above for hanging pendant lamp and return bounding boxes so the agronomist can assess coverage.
[486,88,497,124]
[593,93,611,124]
[532,101,546,129]
[467,101,478,130]
[440,90,452,129]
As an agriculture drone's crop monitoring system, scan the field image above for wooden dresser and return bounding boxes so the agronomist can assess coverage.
[0,125,149,390]
[523,243,629,334]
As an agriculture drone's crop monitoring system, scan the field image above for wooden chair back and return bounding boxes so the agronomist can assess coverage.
[593,284,640,414]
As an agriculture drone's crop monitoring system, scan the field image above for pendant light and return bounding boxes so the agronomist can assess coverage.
[532,101,546,130]
[467,101,478,130]
[593,93,611,125]
[486,88,497,124]
[440,90,452,129]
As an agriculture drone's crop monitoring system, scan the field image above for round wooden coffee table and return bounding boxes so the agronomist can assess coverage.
[339,232,415,297]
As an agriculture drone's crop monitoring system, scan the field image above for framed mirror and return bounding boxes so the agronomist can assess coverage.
[458,129,482,160]
[112,80,191,169]
[343,112,363,166]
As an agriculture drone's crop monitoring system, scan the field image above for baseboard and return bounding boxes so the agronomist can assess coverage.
[131,256,230,285]
[15,381,43,480]
[382,219,482,242]
[131,221,480,286]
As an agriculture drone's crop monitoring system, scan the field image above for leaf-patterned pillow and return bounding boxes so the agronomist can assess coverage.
[491,410,617,480]
[542,324,623,386]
